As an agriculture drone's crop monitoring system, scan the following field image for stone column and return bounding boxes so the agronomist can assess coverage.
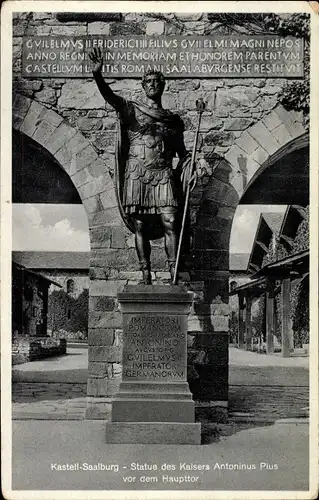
[266,281,275,354]
[281,277,294,357]
[245,294,253,350]
[42,282,49,336]
[105,284,201,444]
[238,293,245,348]
[187,273,229,422]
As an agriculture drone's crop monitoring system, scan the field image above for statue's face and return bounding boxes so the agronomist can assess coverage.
[143,74,163,99]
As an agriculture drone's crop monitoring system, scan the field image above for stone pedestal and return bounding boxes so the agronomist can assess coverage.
[105,284,201,444]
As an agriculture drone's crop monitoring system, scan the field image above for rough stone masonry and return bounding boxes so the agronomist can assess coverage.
[12,12,307,419]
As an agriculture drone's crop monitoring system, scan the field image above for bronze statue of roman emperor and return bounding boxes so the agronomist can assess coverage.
[89,48,193,284]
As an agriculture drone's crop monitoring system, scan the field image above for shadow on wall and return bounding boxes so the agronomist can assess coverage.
[237,154,248,190]
[186,155,240,332]
[182,156,240,401]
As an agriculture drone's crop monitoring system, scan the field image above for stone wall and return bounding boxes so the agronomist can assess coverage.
[44,272,89,298]
[12,12,308,418]
[12,337,67,364]
[12,381,86,401]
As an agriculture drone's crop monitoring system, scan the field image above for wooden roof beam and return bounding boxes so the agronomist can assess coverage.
[256,240,269,253]
[280,234,294,246]
[292,205,307,219]
[249,263,260,272]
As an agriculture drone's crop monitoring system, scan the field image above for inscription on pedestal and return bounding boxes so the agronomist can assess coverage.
[122,314,187,381]
[109,287,200,443]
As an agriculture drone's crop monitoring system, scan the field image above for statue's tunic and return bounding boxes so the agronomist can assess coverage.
[117,99,187,216]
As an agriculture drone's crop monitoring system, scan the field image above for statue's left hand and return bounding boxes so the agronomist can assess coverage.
[188,170,198,192]
[186,158,214,192]
[179,156,198,193]
[196,158,212,177]
[180,156,214,193]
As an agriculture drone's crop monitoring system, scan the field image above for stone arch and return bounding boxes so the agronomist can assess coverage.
[186,107,308,406]
[240,133,309,204]
[224,104,308,199]
[13,93,127,419]
[12,93,118,222]
[13,129,82,204]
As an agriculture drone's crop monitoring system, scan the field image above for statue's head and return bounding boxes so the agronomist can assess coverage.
[141,70,165,99]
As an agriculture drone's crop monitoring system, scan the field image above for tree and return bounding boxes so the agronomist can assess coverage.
[73,288,89,337]
[48,289,72,333]
[251,296,266,341]
[291,276,309,346]
[229,311,238,344]
[48,288,89,338]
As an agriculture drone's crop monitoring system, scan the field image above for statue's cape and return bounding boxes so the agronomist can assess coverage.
[131,100,180,125]
[114,108,135,235]
[114,101,185,240]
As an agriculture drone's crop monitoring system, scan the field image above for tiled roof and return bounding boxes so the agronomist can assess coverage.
[248,212,286,271]
[262,213,285,235]
[12,251,90,270]
[229,253,250,272]
[12,261,62,287]
[13,250,249,273]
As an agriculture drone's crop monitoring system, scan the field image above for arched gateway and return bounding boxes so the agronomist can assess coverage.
[10,2,309,425]
[13,92,308,419]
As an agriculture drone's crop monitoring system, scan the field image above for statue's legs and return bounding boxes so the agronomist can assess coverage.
[160,208,178,282]
[134,217,152,284]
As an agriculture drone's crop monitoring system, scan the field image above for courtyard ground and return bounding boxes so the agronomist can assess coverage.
[10,418,310,492]
[8,346,312,493]
[12,346,309,422]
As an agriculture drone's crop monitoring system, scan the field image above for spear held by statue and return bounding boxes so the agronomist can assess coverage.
[173,98,206,285]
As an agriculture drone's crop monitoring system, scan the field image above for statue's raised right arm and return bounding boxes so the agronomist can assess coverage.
[88,47,124,113]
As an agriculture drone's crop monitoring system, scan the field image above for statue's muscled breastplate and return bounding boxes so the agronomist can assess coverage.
[120,101,184,215]
[127,108,176,172]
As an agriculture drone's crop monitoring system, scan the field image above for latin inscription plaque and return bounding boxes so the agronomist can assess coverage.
[122,314,187,382]
[22,35,304,78]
